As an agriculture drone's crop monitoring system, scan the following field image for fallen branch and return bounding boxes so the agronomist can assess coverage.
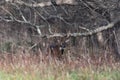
[42,22,117,38]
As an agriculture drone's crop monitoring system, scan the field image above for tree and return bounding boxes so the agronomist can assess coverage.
[0,0,120,58]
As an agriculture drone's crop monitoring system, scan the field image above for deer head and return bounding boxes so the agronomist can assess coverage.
[48,37,69,58]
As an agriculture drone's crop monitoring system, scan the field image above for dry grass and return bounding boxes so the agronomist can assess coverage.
[0,51,119,80]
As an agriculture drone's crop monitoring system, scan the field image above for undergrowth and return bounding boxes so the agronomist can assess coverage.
[0,52,119,80]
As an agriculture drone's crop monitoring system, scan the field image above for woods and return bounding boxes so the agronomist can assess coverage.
[0,0,120,80]
[0,0,120,58]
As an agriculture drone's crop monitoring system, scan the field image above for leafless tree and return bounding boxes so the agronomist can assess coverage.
[0,0,120,58]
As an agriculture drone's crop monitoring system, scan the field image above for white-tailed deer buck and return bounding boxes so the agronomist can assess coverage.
[47,37,69,59]
[48,42,66,59]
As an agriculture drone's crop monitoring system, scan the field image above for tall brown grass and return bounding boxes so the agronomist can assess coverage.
[0,49,119,74]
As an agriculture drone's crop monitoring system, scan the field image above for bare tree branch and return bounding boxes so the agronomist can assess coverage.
[7,0,78,8]
[0,5,118,39]
[1,0,120,39]
[42,22,116,38]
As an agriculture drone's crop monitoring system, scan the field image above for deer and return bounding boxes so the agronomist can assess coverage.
[47,37,69,59]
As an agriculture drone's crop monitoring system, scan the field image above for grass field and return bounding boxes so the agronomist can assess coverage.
[0,52,119,80]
